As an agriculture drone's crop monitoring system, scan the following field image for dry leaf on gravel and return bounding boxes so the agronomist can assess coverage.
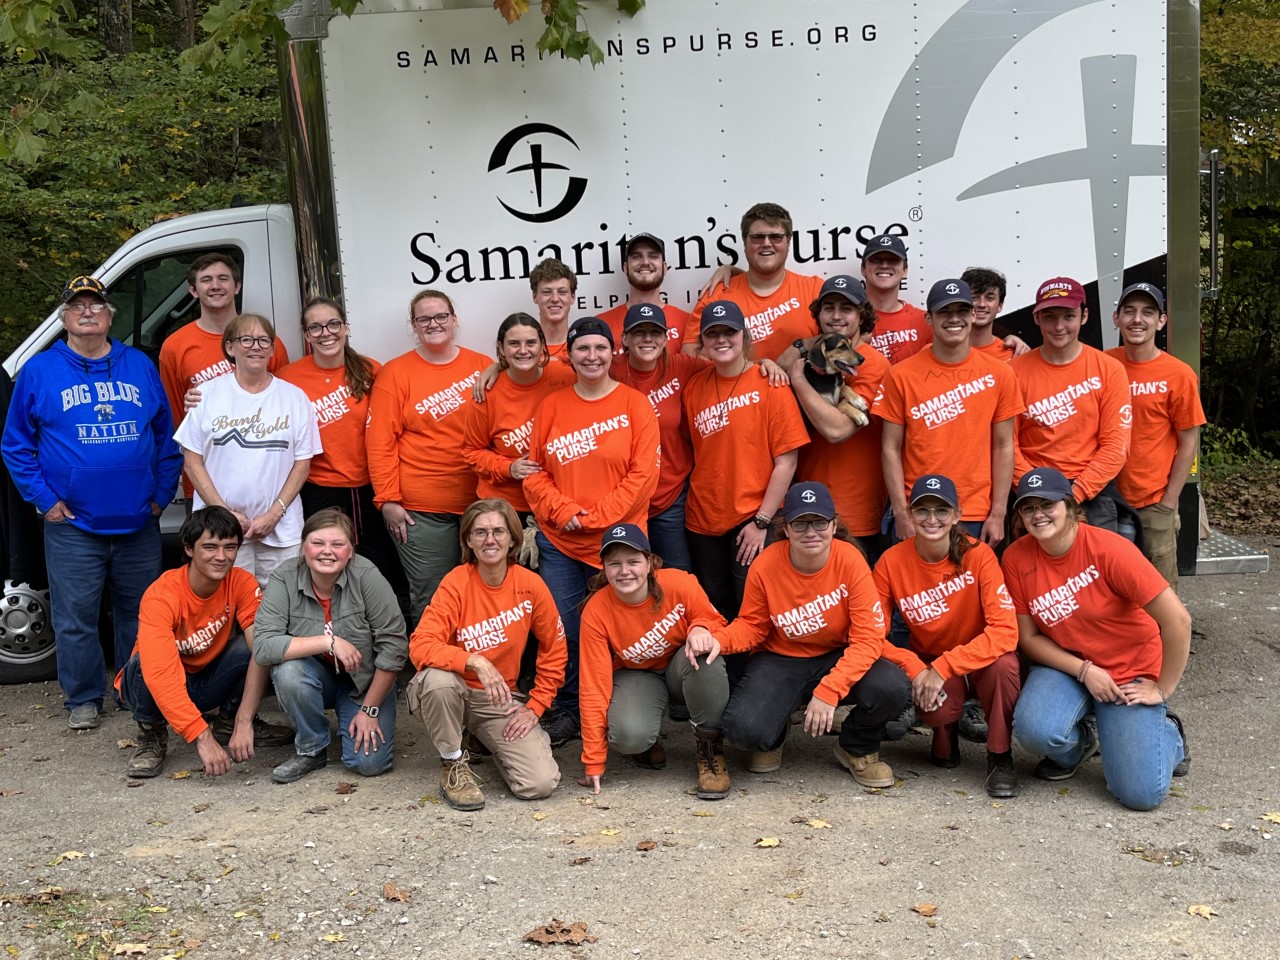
[335,782,357,795]
[533,812,547,821]
[691,811,715,817]
[782,890,804,899]
[0,789,21,798]
[600,828,620,836]
[635,840,658,851]
[523,919,598,946]
[912,903,938,917]
[1188,904,1219,919]
[321,932,347,942]
[192,804,209,813]
[116,739,138,749]
[170,771,190,780]
[382,881,411,902]
[112,946,148,957]
[754,837,781,848]
[569,856,592,866]
[2,886,65,906]
[1261,812,1280,824]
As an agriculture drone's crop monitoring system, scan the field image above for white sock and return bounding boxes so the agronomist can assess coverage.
[440,749,462,761]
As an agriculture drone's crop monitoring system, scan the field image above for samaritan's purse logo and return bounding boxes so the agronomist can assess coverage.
[488,123,588,223]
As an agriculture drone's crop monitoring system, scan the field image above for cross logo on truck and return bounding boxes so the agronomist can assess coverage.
[488,123,588,224]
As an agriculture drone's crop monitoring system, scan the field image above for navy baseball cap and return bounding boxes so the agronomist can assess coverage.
[566,316,614,349]
[700,300,746,333]
[600,522,651,556]
[927,279,973,313]
[783,481,836,522]
[1014,467,1074,506]
[623,302,667,332]
[62,275,108,304]
[811,275,867,312]
[1118,282,1165,313]
[624,233,665,257]
[910,475,960,509]
[863,234,908,262]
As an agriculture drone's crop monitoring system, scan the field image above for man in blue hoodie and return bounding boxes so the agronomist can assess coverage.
[2,276,183,730]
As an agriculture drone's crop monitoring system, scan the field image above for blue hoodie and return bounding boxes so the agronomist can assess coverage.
[2,339,183,535]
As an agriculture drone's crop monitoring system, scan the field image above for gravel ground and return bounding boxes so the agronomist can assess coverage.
[1,550,1276,960]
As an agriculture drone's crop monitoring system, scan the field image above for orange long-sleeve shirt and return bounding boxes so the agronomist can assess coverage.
[1010,345,1131,501]
[715,539,887,705]
[129,566,260,743]
[278,354,382,487]
[578,569,726,776]
[408,563,566,718]
[523,383,661,566]
[366,347,491,514]
[461,365,575,513]
[873,539,1018,682]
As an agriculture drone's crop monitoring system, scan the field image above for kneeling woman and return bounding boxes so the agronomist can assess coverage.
[874,475,1021,798]
[578,524,730,799]
[717,481,909,785]
[1002,467,1191,811]
[406,499,567,810]
[255,508,408,784]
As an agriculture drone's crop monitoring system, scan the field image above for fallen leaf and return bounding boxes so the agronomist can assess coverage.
[143,906,168,913]
[147,819,169,827]
[1188,904,1219,919]
[335,782,357,795]
[692,811,715,817]
[912,903,938,917]
[1057,787,1070,796]
[6,946,20,957]
[782,890,804,900]
[990,801,1003,808]
[600,828,620,836]
[1261,812,1280,825]
[874,911,891,923]
[192,804,209,813]
[171,771,191,780]
[321,933,347,942]
[417,795,442,806]
[46,851,85,866]
[0,789,21,798]
[2,887,65,906]
[382,881,411,903]
[1217,822,1233,831]
[522,919,597,946]
[754,837,781,848]
[221,866,235,877]
[533,812,547,821]
[305,805,330,815]
[117,738,139,749]
[635,840,658,851]
[569,856,592,866]
[112,946,149,957]
[807,818,832,829]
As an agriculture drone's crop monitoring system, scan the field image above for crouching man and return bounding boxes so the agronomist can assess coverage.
[117,506,293,778]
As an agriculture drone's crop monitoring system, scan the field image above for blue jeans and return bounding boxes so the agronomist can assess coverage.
[44,517,161,710]
[647,485,692,572]
[120,632,250,727]
[1014,665,1184,811]
[270,657,398,776]
[535,531,598,715]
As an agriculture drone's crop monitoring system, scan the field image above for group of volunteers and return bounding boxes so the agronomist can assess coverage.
[0,198,1203,814]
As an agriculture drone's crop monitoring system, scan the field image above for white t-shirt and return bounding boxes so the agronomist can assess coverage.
[174,374,322,547]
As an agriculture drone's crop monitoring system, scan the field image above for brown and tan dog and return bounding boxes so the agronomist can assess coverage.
[798,333,869,426]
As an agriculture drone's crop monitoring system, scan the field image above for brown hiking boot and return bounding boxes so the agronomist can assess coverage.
[627,741,666,769]
[440,753,485,811]
[833,744,894,788]
[126,723,168,779]
[212,712,294,747]
[693,726,730,800]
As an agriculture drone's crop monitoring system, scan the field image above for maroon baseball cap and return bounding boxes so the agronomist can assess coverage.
[1033,277,1086,314]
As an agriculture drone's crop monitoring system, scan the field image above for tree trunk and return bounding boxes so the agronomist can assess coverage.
[99,0,134,55]
[172,0,196,49]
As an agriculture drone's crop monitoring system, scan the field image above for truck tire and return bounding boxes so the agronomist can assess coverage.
[0,580,57,684]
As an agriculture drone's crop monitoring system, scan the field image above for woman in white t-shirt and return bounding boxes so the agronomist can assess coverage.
[175,313,322,586]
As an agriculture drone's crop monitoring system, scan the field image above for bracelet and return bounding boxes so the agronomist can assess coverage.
[275,497,287,513]
[328,636,335,658]
[1076,659,1092,684]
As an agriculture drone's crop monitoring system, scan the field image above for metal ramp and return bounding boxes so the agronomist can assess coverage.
[1197,528,1271,575]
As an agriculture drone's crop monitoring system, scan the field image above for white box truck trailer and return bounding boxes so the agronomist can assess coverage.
[3,0,1253,685]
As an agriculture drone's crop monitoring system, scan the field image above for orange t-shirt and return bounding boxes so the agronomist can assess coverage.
[408,562,567,718]
[874,348,1024,521]
[973,339,1016,363]
[611,352,707,515]
[1001,523,1168,684]
[797,343,891,537]
[873,539,1018,681]
[682,367,809,535]
[523,384,661,566]
[598,302,689,357]
[578,569,726,776]
[365,347,492,514]
[866,303,929,365]
[683,271,822,361]
[278,354,382,488]
[1104,348,1206,508]
[127,566,261,743]
[715,539,888,705]
[462,365,576,513]
[1010,345,1131,501]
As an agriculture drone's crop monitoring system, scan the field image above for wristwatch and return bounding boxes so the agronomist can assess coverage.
[360,704,380,719]
[752,514,772,530]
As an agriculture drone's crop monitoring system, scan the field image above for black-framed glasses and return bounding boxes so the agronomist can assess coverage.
[412,312,453,329]
[788,518,831,533]
[232,335,273,349]
[304,318,346,338]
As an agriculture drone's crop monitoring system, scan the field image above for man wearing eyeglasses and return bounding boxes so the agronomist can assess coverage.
[2,276,183,731]
[681,202,822,362]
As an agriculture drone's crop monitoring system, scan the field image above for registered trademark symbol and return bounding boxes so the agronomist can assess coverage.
[909,206,923,222]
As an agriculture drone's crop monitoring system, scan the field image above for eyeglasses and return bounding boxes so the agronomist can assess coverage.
[232,335,273,349]
[469,526,510,542]
[787,518,831,533]
[910,506,954,521]
[412,312,453,329]
[65,302,109,315]
[304,318,346,338]
[1017,500,1061,518]
[747,232,788,245]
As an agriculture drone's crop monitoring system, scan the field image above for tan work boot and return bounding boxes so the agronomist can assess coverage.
[746,743,784,774]
[127,723,169,779]
[693,726,731,800]
[440,752,485,810]
[833,744,894,788]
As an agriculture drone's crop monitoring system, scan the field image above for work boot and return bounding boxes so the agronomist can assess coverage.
[126,723,168,779]
[440,753,485,811]
[833,744,894,788]
[212,712,295,747]
[627,741,666,769]
[882,702,917,742]
[746,744,784,774]
[984,751,1019,798]
[1032,715,1100,781]
[1167,710,1191,777]
[958,698,989,743]
[693,726,731,800]
[540,708,581,749]
[272,752,328,784]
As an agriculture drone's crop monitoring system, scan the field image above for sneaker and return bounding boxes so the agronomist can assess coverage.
[627,742,666,770]
[833,744,894,788]
[1167,711,1191,777]
[747,744,784,774]
[272,752,328,784]
[541,709,581,749]
[68,704,102,730]
[1033,715,1101,781]
[984,751,1020,798]
[212,713,295,747]
[882,702,916,742]
[958,698,989,743]
[931,724,961,769]
[126,723,168,778]
[693,727,731,800]
[440,753,485,810]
